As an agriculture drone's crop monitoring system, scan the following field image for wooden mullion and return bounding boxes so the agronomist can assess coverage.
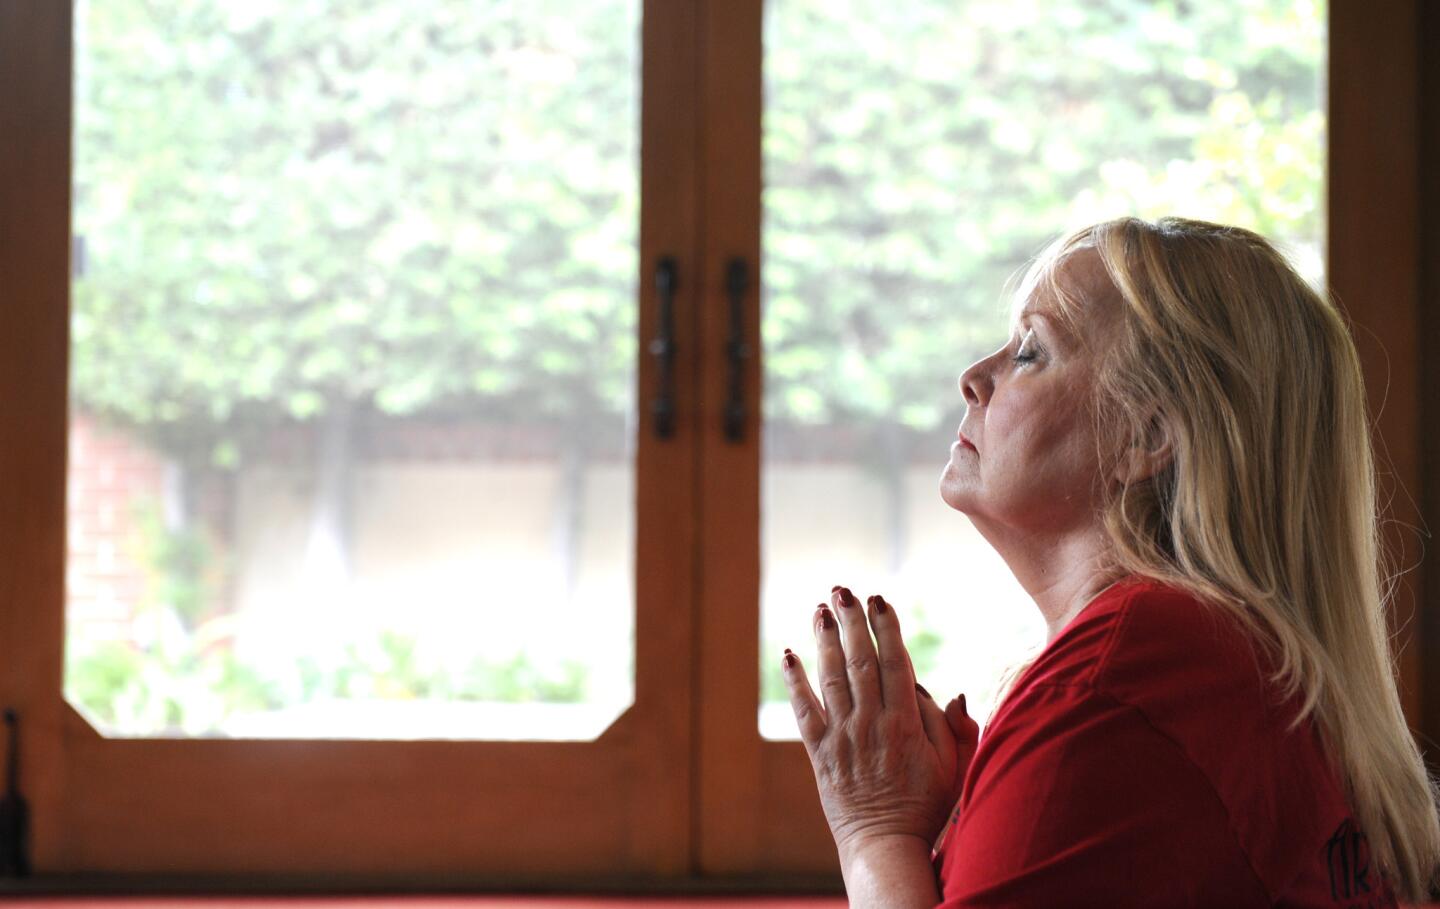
[693,0,768,878]
[633,0,706,879]
[0,0,74,875]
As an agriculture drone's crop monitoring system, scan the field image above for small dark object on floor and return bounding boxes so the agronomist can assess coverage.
[0,707,30,878]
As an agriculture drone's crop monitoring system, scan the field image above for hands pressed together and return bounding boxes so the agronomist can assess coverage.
[783,586,980,868]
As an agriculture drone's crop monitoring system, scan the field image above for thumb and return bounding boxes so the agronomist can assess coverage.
[945,693,980,746]
[916,684,957,765]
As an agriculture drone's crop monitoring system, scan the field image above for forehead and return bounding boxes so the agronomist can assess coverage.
[1009,296,1075,341]
[1010,247,1118,345]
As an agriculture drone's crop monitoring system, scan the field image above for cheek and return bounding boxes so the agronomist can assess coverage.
[989,388,1099,483]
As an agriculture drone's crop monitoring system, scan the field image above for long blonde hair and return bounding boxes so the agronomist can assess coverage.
[991,217,1440,901]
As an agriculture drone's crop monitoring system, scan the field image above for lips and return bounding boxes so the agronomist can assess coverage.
[957,429,977,451]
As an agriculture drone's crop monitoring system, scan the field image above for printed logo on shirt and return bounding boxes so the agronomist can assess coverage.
[1326,817,1389,907]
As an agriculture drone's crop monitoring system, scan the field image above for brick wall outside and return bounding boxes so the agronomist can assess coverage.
[66,411,165,638]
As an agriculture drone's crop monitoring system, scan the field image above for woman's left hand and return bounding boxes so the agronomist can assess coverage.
[783,586,960,859]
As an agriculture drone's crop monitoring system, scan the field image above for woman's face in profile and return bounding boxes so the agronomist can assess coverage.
[940,247,1122,536]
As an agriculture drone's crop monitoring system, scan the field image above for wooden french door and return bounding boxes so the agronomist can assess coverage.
[690,0,1424,883]
[0,0,744,882]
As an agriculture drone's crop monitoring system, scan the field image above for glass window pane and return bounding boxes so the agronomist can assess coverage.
[759,0,1326,738]
[67,0,641,740]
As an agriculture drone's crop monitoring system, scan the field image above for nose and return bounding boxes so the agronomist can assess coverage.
[959,357,992,408]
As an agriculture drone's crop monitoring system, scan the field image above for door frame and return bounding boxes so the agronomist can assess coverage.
[0,0,1433,891]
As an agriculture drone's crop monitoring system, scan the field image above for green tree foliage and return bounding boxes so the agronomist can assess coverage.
[69,0,1323,727]
[763,0,1324,434]
[73,0,1322,450]
[73,0,640,461]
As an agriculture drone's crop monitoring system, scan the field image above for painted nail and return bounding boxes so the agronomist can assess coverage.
[875,596,889,614]
[916,683,932,699]
[819,609,835,630]
[960,694,968,715]
[783,652,798,669]
[836,586,854,606]
[831,584,842,593]
[784,647,793,655]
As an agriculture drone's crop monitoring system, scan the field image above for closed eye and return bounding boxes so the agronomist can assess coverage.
[1011,329,1040,366]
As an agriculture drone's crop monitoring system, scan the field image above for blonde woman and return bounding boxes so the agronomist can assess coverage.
[783,217,1440,907]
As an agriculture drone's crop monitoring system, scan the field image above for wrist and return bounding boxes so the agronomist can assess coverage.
[837,833,940,909]
[838,830,933,866]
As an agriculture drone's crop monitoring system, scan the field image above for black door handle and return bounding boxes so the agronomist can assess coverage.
[724,257,751,443]
[650,256,678,439]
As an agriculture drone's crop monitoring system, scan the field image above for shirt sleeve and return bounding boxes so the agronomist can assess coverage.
[933,683,1272,908]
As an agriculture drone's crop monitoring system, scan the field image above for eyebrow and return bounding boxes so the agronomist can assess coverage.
[1013,308,1076,347]
[1012,309,1057,334]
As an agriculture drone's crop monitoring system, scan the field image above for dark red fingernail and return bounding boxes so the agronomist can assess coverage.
[836,586,854,606]
[831,585,842,593]
[784,648,793,655]
[783,652,797,669]
[916,683,931,699]
[872,595,889,614]
[819,609,835,630]
[960,694,968,714]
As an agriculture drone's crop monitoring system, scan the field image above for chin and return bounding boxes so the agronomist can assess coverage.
[940,474,1007,531]
[938,470,975,514]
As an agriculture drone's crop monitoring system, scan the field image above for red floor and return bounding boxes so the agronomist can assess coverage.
[6,898,1438,908]
[0,899,850,909]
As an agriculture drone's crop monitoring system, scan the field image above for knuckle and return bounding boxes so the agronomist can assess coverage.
[845,654,876,675]
[878,654,910,674]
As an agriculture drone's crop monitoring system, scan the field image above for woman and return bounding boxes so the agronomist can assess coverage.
[783,217,1440,907]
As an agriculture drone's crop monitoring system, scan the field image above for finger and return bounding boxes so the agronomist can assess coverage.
[916,683,956,765]
[945,693,981,748]
[783,649,827,748]
[867,593,919,719]
[831,586,882,714]
[814,603,853,719]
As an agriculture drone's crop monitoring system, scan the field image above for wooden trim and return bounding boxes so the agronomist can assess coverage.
[692,0,844,879]
[0,0,73,874]
[0,870,844,896]
[692,0,774,877]
[630,0,705,879]
[1327,0,1425,733]
[1419,0,1440,768]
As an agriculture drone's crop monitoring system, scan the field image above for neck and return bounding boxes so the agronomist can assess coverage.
[969,518,1128,644]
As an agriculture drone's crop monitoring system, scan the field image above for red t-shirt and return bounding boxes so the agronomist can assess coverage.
[931,574,1399,908]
